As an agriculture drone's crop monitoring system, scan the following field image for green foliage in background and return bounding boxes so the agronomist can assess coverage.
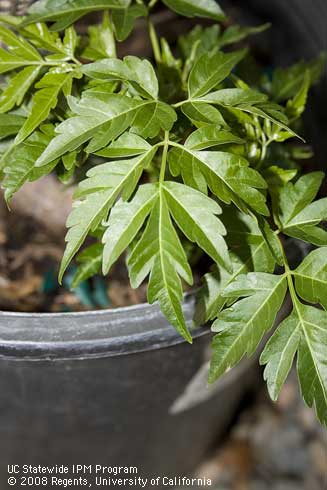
[0,0,326,426]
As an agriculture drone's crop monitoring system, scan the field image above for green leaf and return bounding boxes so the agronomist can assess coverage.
[127,188,193,342]
[132,101,177,138]
[296,304,327,427]
[262,301,327,427]
[185,125,244,150]
[199,88,268,106]
[162,181,230,271]
[162,0,225,21]
[1,128,57,203]
[286,70,310,119]
[194,209,276,325]
[282,198,327,246]
[188,49,246,98]
[96,132,152,158]
[209,272,287,382]
[168,146,269,215]
[294,248,327,309]
[271,53,327,101]
[15,71,74,145]
[59,147,156,281]
[182,101,226,127]
[0,25,41,62]
[260,310,301,400]
[82,12,116,60]
[0,113,25,139]
[278,172,324,225]
[229,104,300,140]
[82,55,159,99]
[218,23,270,48]
[112,3,147,41]
[179,24,221,60]
[35,94,152,166]
[71,243,103,288]
[102,183,157,274]
[0,25,43,74]
[19,22,66,53]
[25,0,131,27]
[0,66,41,113]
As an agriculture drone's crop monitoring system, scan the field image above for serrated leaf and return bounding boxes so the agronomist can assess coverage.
[168,146,269,215]
[15,71,73,145]
[262,301,327,427]
[82,56,158,99]
[102,183,157,274]
[1,129,57,203]
[96,132,151,158]
[82,12,116,60]
[188,49,246,98]
[296,304,327,427]
[35,94,153,166]
[260,310,301,400]
[162,0,225,21]
[112,4,147,41]
[59,147,156,281]
[71,243,103,288]
[127,188,193,342]
[294,248,327,309]
[0,66,41,113]
[185,125,244,150]
[194,209,277,325]
[209,272,287,382]
[163,181,230,271]
[25,0,130,27]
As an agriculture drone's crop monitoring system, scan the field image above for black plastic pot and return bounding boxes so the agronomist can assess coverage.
[0,297,261,489]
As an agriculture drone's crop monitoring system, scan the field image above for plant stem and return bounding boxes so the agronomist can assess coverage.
[278,235,300,310]
[147,17,161,64]
[159,131,169,183]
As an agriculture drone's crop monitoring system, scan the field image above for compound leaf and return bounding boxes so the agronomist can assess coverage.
[128,187,193,342]
[188,49,246,98]
[209,272,287,382]
[163,181,230,271]
[59,147,156,281]
[102,183,158,274]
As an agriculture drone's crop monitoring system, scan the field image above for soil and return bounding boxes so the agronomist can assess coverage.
[0,175,148,312]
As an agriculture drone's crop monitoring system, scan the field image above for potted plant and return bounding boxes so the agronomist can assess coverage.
[0,0,326,483]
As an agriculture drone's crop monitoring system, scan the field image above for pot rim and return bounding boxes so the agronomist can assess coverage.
[0,294,210,360]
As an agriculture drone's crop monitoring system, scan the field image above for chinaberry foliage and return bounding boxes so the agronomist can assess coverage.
[0,0,326,425]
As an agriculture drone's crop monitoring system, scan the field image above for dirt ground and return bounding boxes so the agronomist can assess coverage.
[195,370,327,490]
